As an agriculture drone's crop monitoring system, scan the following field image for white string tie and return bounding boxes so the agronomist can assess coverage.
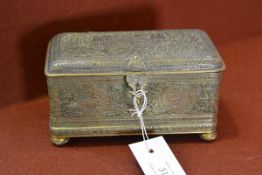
[130,89,150,149]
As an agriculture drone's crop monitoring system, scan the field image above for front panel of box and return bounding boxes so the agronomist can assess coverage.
[48,72,220,137]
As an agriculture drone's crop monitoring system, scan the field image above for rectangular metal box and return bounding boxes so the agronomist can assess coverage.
[45,30,225,145]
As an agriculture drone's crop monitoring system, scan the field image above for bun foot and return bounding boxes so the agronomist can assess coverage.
[51,135,69,146]
[200,131,217,141]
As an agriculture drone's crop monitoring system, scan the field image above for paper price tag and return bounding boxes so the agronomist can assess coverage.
[129,136,186,175]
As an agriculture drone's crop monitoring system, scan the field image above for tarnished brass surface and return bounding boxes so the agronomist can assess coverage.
[45,30,225,145]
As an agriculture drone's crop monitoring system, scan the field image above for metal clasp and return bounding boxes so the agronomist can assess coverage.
[126,75,147,95]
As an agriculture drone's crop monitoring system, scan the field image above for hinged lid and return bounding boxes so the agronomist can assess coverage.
[45,30,225,76]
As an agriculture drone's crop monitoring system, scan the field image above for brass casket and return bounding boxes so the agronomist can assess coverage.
[45,30,225,145]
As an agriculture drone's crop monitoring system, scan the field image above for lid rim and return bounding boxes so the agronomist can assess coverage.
[45,66,225,77]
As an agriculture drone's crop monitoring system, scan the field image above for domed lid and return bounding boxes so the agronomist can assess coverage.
[45,30,225,76]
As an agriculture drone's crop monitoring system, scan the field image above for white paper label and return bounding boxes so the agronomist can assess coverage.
[129,136,186,175]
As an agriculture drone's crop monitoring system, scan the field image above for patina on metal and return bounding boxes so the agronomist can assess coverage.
[45,30,225,145]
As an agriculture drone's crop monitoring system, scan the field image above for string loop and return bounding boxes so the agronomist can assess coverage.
[130,89,149,143]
